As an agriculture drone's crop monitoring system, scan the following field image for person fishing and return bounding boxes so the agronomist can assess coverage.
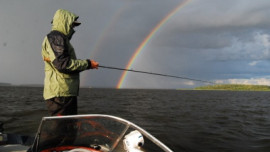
[41,9,99,116]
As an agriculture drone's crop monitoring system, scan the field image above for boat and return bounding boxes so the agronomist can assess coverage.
[0,114,173,152]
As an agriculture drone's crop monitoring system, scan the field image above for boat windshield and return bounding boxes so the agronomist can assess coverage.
[32,115,172,152]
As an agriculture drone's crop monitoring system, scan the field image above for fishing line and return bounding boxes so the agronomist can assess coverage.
[99,65,215,84]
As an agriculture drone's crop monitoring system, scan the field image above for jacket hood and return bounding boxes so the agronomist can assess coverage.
[51,9,79,36]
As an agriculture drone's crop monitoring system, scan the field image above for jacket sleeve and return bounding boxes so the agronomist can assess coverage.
[47,31,91,74]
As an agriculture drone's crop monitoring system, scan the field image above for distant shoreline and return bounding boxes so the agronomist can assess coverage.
[0,83,43,87]
[194,84,270,91]
[0,83,12,86]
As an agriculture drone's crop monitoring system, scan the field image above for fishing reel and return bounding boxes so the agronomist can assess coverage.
[123,130,144,152]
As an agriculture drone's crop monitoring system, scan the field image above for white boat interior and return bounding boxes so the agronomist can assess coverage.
[0,114,173,152]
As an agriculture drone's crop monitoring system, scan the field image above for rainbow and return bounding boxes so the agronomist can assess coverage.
[90,5,130,58]
[116,0,191,88]
[81,4,130,86]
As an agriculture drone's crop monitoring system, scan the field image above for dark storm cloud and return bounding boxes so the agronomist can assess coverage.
[122,0,270,88]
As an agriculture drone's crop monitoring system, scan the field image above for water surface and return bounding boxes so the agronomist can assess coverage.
[1,86,270,152]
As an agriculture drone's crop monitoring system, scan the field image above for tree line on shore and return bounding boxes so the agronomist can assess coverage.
[194,84,270,91]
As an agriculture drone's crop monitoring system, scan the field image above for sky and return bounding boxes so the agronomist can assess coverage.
[1,0,270,89]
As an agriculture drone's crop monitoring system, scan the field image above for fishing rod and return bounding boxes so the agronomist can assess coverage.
[99,65,215,84]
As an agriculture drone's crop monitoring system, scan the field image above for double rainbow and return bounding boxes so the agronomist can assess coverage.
[116,0,191,88]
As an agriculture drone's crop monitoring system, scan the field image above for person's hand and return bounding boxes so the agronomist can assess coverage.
[90,60,99,69]
[43,57,51,62]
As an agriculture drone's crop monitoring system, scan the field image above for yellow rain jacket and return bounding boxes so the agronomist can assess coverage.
[42,9,91,100]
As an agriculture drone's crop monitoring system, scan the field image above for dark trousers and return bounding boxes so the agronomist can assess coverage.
[46,96,77,116]
[27,97,78,151]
